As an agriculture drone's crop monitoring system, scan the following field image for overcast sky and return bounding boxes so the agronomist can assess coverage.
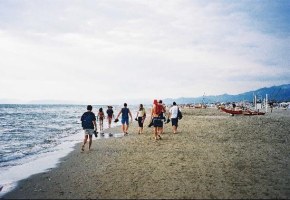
[0,0,289,104]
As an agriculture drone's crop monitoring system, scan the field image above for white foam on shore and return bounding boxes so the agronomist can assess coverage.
[0,106,137,197]
[0,123,123,197]
[0,131,83,197]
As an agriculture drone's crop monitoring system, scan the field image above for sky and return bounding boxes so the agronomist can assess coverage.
[0,0,289,105]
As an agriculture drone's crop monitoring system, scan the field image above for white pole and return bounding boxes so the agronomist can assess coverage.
[254,95,257,110]
[265,94,268,113]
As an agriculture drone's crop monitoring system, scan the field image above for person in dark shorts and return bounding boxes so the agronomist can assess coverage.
[168,102,179,134]
[116,103,133,135]
[106,106,114,128]
[150,99,165,140]
[158,100,166,134]
[136,104,146,134]
[80,105,97,151]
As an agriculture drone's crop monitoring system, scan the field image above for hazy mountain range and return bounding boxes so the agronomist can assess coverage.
[1,84,290,105]
[163,84,290,105]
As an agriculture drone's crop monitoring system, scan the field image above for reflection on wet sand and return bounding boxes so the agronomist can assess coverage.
[95,132,124,139]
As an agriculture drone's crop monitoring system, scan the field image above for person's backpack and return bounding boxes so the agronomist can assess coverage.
[177,108,183,120]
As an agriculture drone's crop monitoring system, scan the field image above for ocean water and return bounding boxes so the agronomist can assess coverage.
[0,104,139,197]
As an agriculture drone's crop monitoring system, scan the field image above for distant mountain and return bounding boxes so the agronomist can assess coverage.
[163,84,290,104]
[1,84,289,105]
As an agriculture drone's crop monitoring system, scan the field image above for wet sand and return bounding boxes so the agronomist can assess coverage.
[3,108,290,199]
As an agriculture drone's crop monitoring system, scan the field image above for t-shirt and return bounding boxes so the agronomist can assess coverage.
[137,108,146,117]
[106,109,114,117]
[81,111,96,129]
[121,107,130,119]
[169,105,179,119]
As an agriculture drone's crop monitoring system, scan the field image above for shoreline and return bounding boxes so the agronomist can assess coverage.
[0,132,83,197]
[0,121,122,198]
[2,108,290,199]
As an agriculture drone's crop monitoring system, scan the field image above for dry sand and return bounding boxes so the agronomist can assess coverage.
[2,108,290,199]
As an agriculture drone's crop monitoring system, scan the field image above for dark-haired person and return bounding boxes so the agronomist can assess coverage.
[106,106,114,128]
[158,100,166,134]
[136,104,146,134]
[116,103,133,135]
[98,107,105,132]
[80,105,97,151]
[150,99,165,140]
[168,102,179,134]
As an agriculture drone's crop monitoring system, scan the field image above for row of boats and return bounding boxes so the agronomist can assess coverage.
[220,107,266,116]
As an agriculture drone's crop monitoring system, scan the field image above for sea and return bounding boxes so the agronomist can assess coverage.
[0,104,139,197]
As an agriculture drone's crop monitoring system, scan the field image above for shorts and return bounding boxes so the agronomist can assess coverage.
[121,117,129,125]
[138,117,144,127]
[171,118,178,127]
[153,117,163,128]
[84,129,94,136]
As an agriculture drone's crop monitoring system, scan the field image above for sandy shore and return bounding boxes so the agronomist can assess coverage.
[2,107,290,199]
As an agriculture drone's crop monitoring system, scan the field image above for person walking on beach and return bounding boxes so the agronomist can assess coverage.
[231,102,237,116]
[98,107,105,132]
[106,106,114,128]
[116,103,133,135]
[158,100,166,134]
[136,104,146,134]
[168,102,179,134]
[150,99,165,140]
[80,105,97,151]
[232,102,236,110]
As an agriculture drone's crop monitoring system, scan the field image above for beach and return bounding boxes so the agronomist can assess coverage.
[2,107,290,199]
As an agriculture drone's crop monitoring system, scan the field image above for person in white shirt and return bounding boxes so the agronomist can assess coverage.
[136,104,146,134]
[168,102,179,134]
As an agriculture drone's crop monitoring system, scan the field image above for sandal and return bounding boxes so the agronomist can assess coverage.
[81,145,85,152]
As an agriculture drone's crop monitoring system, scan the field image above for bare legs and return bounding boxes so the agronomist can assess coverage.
[172,125,177,134]
[138,127,144,134]
[108,118,112,128]
[99,120,103,132]
[153,127,162,140]
[122,124,129,135]
[82,135,93,151]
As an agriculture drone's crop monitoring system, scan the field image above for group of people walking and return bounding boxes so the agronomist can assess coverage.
[80,100,181,151]
[150,100,181,140]
[80,105,115,151]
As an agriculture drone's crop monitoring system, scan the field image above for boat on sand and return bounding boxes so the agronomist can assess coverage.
[220,107,243,115]
[243,110,266,115]
[220,107,266,116]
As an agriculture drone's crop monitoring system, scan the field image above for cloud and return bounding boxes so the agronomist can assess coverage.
[0,0,289,104]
